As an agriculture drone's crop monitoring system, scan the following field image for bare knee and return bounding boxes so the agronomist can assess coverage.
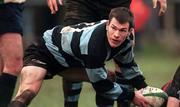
[0,34,23,74]
[3,56,23,75]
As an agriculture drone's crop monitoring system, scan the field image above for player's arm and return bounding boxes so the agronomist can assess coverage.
[83,55,133,100]
[152,0,167,16]
[47,0,63,14]
[113,42,147,89]
[85,65,149,107]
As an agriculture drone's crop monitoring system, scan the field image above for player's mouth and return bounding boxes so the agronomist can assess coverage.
[111,39,121,45]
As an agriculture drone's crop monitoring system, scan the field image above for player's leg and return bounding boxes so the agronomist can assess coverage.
[162,65,180,107]
[59,68,89,107]
[164,65,180,107]
[0,33,23,75]
[166,65,180,99]
[8,66,47,107]
[63,0,97,106]
[58,68,89,107]
[0,3,24,107]
[63,80,82,107]
[0,33,23,107]
[63,0,98,26]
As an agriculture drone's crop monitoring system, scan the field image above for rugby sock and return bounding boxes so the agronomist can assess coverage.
[0,73,17,107]
[63,81,82,107]
[65,101,78,107]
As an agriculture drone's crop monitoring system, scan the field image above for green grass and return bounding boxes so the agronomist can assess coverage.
[14,44,180,107]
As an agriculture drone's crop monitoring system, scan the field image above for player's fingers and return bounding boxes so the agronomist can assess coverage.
[47,0,56,14]
[148,103,154,107]
[51,0,58,12]
[142,101,149,107]
[158,0,167,16]
[141,96,151,107]
[144,100,151,107]
[58,0,63,5]
[152,0,158,8]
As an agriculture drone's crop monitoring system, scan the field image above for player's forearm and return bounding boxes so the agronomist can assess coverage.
[115,72,147,89]
[86,67,135,101]
[91,78,135,102]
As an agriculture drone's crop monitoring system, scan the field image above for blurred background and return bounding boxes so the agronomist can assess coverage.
[14,0,180,106]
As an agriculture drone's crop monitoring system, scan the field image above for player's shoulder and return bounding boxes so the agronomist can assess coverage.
[72,19,107,29]
[61,20,107,33]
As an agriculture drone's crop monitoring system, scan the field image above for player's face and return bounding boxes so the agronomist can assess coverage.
[106,18,131,48]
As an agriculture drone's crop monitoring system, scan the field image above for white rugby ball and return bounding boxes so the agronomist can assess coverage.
[141,86,168,107]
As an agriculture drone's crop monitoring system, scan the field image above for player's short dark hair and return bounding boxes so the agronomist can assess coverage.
[109,7,134,29]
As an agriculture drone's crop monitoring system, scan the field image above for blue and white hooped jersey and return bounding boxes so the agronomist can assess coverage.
[43,20,142,100]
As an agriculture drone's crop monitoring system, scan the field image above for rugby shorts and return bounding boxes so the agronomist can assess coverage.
[23,41,67,79]
[0,3,24,35]
[64,0,131,25]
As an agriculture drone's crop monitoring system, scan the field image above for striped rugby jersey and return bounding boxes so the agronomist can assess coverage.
[43,20,143,100]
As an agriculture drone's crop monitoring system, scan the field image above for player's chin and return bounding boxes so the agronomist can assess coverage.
[110,42,120,48]
[110,44,118,48]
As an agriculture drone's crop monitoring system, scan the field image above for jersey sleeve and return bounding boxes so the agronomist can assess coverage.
[113,42,147,89]
[85,66,135,101]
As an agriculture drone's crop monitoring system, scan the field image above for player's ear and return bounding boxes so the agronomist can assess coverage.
[106,20,110,30]
[130,28,135,36]
[128,28,134,36]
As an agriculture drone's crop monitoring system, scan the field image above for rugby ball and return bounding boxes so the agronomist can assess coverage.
[141,86,168,107]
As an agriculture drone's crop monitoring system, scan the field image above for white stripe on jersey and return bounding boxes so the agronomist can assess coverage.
[85,67,107,83]
[79,20,107,54]
[61,32,74,56]
[43,28,69,67]
[4,0,25,3]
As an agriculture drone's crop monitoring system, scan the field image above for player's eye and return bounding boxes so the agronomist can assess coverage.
[111,26,117,30]
[119,29,128,33]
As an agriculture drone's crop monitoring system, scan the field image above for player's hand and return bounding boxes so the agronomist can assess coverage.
[47,0,63,14]
[132,89,150,107]
[152,0,167,16]
[167,97,180,107]
[107,70,116,82]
